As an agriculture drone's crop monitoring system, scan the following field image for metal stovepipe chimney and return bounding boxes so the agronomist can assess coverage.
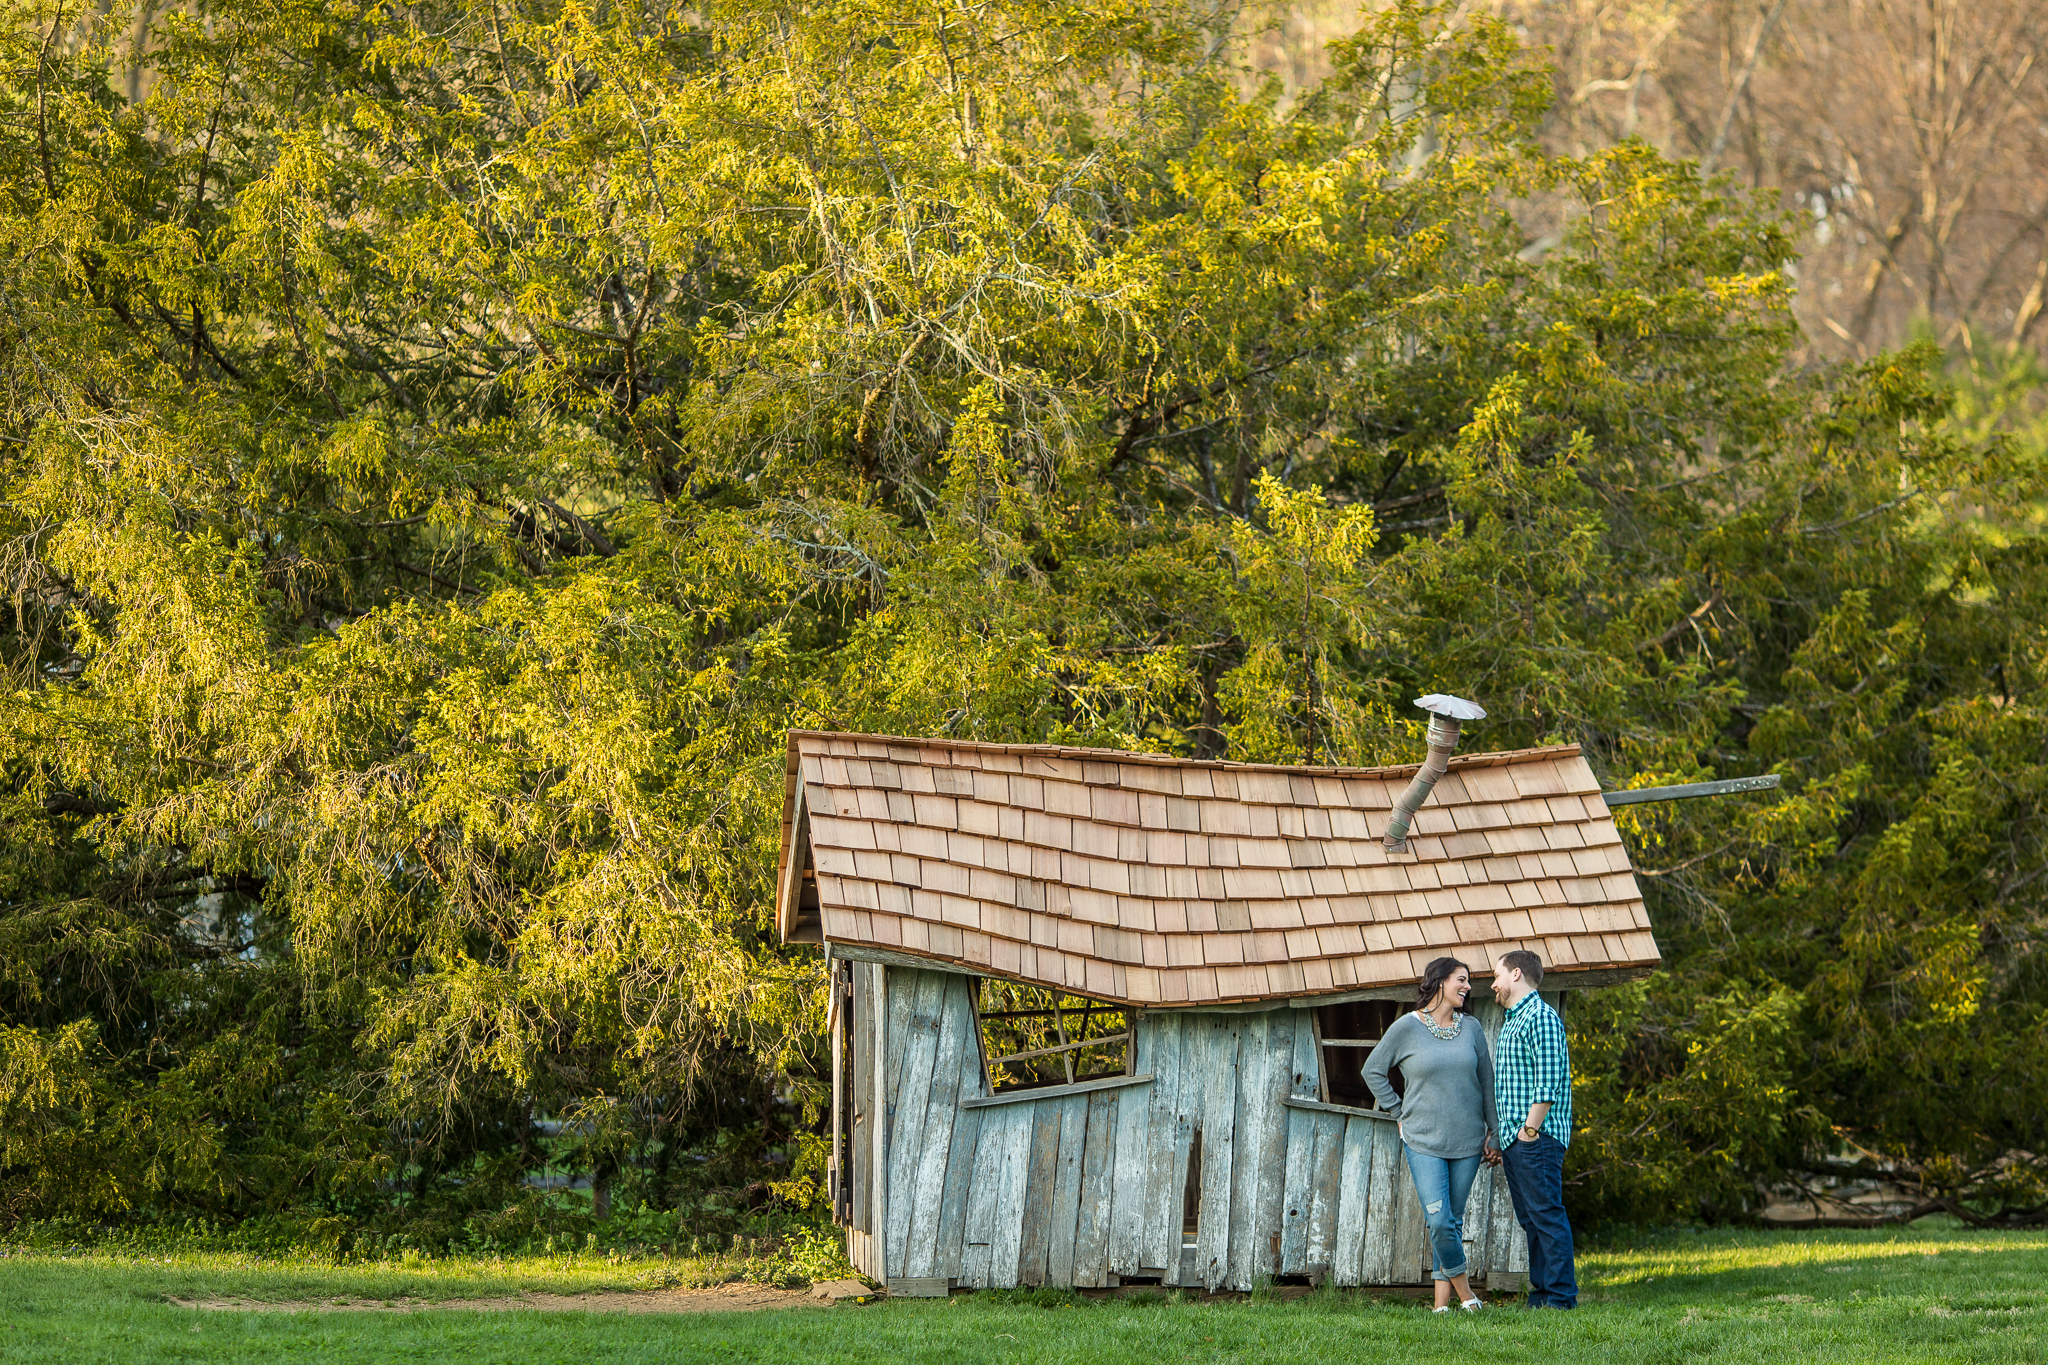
[1382,694,1486,854]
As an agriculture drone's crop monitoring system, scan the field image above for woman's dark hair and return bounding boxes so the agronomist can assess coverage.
[1415,956,1473,1014]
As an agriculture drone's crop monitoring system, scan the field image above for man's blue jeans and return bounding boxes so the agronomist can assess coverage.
[1501,1132,1577,1308]
[1401,1145,1481,1282]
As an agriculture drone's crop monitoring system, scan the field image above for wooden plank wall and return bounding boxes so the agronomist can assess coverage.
[872,966,1535,1291]
[845,960,884,1279]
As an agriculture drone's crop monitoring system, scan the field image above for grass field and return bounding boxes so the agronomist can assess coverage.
[3,1224,2044,1363]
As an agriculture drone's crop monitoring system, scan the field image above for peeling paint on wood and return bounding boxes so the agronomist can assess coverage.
[866,966,1536,1291]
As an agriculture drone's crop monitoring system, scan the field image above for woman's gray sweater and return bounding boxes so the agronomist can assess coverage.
[1362,1012,1498,1159]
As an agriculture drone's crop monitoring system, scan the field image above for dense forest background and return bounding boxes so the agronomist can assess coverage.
[2,0,2044,1245]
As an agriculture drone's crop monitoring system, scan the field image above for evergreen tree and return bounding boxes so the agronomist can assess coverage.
[1,0,2041,1231]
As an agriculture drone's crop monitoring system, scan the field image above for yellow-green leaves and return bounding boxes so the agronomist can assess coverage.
[1216,472,1381,765]
[4,0,2047,1234]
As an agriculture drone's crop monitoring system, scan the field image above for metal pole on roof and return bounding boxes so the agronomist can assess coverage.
[1600,774,1781,806]
[1382,694,1486,854]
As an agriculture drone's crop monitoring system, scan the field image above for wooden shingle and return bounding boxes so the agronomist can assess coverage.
[781,731,1659,1006]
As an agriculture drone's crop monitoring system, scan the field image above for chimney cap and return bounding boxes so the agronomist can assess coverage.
[1415,693,1486,721]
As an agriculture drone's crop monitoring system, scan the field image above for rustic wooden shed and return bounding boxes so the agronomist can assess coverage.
[775,730,1662,1295]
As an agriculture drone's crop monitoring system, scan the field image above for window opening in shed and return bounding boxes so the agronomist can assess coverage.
[975,979,1130,1093]
[1315,1000,1400,1109]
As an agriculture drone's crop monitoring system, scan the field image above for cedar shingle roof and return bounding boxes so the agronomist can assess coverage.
[777,731,1659,1006]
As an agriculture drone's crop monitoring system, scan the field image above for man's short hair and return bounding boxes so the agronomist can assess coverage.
[1497,949,1545,986]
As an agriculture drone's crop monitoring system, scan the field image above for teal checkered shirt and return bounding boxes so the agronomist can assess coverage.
[1495,993,1573,1149]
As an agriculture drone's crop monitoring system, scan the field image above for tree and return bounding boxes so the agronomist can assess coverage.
[1,0,2044,1234]
[1504,0,2048,361]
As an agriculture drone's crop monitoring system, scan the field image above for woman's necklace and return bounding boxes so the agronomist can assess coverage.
[1416,1010,1462,1041]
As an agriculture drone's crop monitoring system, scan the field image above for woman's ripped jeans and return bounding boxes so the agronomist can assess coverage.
[1401,1145,1482,1281]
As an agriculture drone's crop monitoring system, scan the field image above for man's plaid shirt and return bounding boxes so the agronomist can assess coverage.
[1494,992,1573,1149]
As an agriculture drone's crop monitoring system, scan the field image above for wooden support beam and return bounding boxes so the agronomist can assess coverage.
[872,963,887,1283]
[829,955,845,1221]
[960,1073,1156,1109]
[1282,1095,1398,1123]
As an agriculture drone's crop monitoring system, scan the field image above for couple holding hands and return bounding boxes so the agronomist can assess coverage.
[1364,949,1577,1312]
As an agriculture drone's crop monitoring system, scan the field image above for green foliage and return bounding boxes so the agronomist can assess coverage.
[1,0,2045,1235]
[1217,472,1385,764]
[1569,980,1825,1224]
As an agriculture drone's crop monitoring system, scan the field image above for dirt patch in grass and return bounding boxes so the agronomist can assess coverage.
[169,1279,817,1315]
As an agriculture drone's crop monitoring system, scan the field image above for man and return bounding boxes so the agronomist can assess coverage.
[1491,949,1576,1309]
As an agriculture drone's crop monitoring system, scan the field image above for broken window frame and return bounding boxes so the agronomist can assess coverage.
[1312,999,1402,1110]
[973,978,1132,1094]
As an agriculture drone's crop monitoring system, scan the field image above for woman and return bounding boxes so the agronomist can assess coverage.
[1365,955,1498,1313]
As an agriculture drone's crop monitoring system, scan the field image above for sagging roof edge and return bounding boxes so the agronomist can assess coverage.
[821,940,1651,1007]
[784,728,1583,785]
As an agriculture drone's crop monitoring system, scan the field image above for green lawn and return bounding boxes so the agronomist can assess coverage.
[3,1224,2044,1363]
